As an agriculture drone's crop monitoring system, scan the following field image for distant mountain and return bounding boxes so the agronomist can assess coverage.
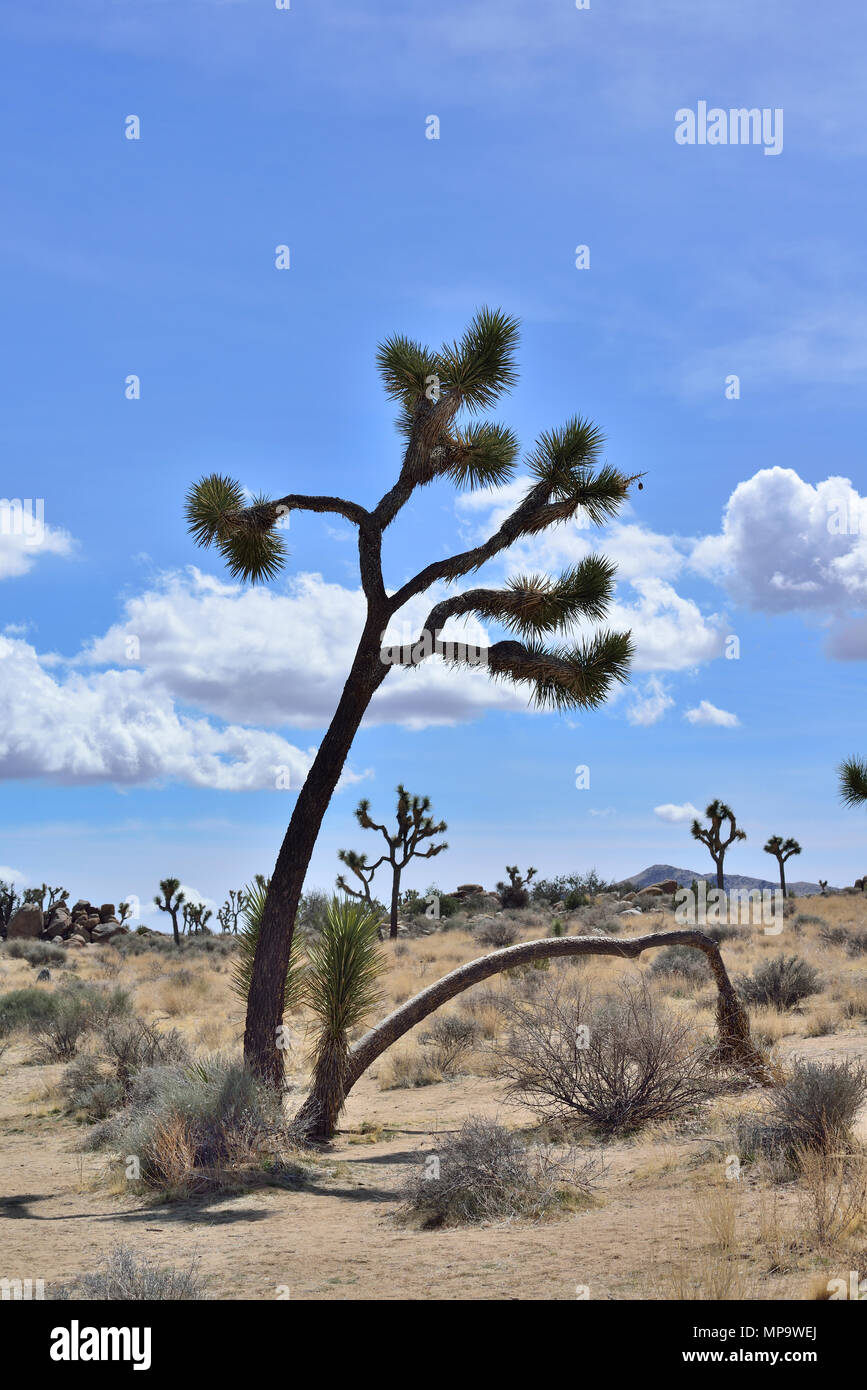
[624,863,830,897]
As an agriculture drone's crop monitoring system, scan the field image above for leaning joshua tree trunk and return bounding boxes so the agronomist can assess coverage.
[291,929,771,1137]
[186,310,640,1086]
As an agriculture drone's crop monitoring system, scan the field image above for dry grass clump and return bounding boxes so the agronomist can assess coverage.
[398,1116,601,1228]
[54,1243,209,1301]
[88,1054,298,1194]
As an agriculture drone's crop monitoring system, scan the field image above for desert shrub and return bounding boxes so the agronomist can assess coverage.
[0,987,60,1036]
[473,919,517,948]
[61,1054,124,1121]
[737,954,822,1011]
[797,1148,867,1250]
[406,890,459,920]
[532,871,613,905]
[564,889,590,910]
[1,939,67,966]
[92,1055,282,1189]
[819,924,867,957]
[30,993,94,1061]
[736,1058,867,1163]
[56,1244,209,1301]
[420,1015,478,1075]
[100,1017,190,1091]
[296,889,338,939]
[496,977,716,1133]
[771,1058,867,1153]
[111,932,175,957]
[378,1047,443,1089]
[795,913,826,928]
[649,945,711,984]
[702,923,740,944]
[399,1116,599,1227]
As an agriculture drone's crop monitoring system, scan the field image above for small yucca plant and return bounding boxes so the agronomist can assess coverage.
[231,878,305,1017]
[302,897,385,1139]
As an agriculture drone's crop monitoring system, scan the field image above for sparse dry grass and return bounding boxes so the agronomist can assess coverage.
[2,893,865,1300]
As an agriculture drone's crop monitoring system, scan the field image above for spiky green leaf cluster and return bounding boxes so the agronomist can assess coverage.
[839,756,867,808]
[442,421,520,490]
[484,629,633,712]
[185,476,288,583]
[305,897,385,1042]
[231,878,305,1013]
[437,306,520,414]
[484,557,617,638]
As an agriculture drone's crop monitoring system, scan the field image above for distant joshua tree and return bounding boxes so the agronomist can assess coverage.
[0,880,22,932]
[338,786,448,938]
[218,888,247,934]
[818,879,829,897]
[22,884,68,911]
[186,308,639,1085]
[182,901,212,935]
[690,800,746,891]
[496,865,537,909]
[154,877,185,947]
[763,835,802,899]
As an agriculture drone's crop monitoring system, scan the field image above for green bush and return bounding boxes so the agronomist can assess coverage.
[1,940,67,966]
[0,988,60,1037]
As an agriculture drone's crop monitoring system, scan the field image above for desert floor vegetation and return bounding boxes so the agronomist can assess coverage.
[1,891,866,1299]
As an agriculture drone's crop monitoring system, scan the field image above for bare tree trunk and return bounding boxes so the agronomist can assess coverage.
[389,868,401,940]
[716,858,725,892]
[291,930,772,1136]
[779,859,787,898]
[244,630,386,1086]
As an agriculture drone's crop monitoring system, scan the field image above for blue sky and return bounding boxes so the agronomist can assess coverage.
[2,0,866,921]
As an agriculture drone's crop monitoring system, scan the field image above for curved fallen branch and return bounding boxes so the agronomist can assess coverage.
[291,930,772,1137]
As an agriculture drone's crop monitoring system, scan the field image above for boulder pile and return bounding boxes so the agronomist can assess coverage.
[5,898,130,949]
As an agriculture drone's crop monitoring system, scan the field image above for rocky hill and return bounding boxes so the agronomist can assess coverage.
[625,863,832,897]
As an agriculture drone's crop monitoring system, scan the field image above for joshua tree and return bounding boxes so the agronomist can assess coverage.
[293,898,385,1139]
[0,880,22,933]
[763,835,802,898]
[154,877,185,947]
[496,864,537,908]
[185,308,638,1084]
[818,879,829,896]
[118,901,133,925]
[337,786,448,938]
[218,888,247,934]
[22,884,68,911]
[182,901,212,935]
[690,800,746,892]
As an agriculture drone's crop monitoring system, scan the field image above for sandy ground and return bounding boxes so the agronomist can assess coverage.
[2,899,867,1301]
